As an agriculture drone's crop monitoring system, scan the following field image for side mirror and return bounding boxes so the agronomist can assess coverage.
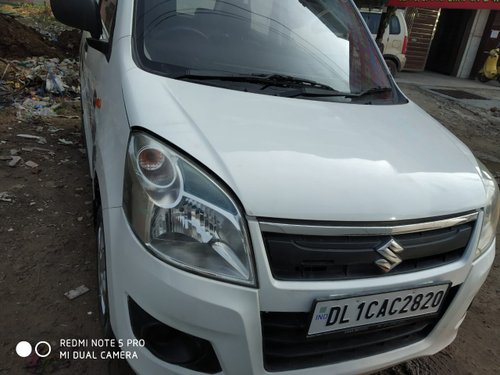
[50,0,102,39]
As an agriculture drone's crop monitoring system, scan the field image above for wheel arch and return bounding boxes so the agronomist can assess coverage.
[383,54,402,71]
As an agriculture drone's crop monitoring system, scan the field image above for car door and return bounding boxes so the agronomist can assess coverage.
[80,0,118,175]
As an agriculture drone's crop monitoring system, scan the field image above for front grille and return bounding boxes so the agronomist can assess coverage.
[263,220,475,281]
[261,286,459,372]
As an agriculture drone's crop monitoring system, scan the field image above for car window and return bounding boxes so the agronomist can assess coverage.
[361,12,381,34]
[361,12,401,36]
[100,0,118,36]
[389,15,400,35]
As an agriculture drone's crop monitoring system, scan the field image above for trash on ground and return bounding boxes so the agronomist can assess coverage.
[8,155,21,167]
[15,97,57,119]
[16,134,47,144]
[1,53,80,116]
[58,138,73,145]
[0,192,14,202]
[64,285,90,300]
[46,63,67,94]
[25,160,39,168]
[22,146,54,155]
[47,126,63,133]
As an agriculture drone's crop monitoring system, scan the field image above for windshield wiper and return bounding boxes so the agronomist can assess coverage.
[282,86,393,99]
[174,71,392,100]
[252,73,337,91]
[279,86,349,98]
[174,71,339,91]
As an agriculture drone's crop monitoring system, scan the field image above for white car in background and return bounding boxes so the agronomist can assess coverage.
[50,0,497,374]
[361,8,408,76]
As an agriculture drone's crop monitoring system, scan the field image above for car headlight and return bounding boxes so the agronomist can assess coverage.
[123,131,256,286]
[476,161,500,259]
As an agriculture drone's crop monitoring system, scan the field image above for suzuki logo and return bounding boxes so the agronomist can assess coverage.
[375,239,404,272]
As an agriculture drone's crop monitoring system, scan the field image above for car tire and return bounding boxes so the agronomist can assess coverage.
[96,207,113,338]
[385,59,398,77]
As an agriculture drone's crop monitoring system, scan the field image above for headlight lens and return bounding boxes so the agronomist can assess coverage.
[476,161,500,259]
[123,132,256,286]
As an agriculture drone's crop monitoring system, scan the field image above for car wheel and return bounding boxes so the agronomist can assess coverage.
[96,207,113,338]
[385,59,398,77]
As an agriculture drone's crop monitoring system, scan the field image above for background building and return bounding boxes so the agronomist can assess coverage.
[388,1,500,78]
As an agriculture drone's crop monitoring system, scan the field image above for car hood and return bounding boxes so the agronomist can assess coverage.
[123,68,485,221]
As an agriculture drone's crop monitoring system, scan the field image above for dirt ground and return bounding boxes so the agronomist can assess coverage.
[0,13,63,58]
[0,8,499,375]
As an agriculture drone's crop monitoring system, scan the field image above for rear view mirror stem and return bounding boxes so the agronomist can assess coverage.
[87,38,110,56]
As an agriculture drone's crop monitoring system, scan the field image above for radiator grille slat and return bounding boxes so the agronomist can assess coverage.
[263,222,474,281]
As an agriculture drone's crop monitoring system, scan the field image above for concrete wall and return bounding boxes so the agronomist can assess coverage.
[457,9,490,78]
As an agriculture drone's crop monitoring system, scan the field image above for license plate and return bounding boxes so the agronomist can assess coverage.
[308,284,449,336]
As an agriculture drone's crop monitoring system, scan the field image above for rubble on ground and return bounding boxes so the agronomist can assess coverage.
[0,192,15,202]
[25,160,39,168]
[17,134,48,144]
[1,57,80,119]
[0,12,80,119]
[8,156,22,167]
[64,285,90,300]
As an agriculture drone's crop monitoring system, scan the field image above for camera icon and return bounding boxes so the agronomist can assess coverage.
[16,341,51,358]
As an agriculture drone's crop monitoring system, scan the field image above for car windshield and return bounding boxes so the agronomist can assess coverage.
[134,0,396,102]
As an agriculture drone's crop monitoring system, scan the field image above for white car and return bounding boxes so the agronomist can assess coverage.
[51,1,498,374]
[361,8,408,76]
